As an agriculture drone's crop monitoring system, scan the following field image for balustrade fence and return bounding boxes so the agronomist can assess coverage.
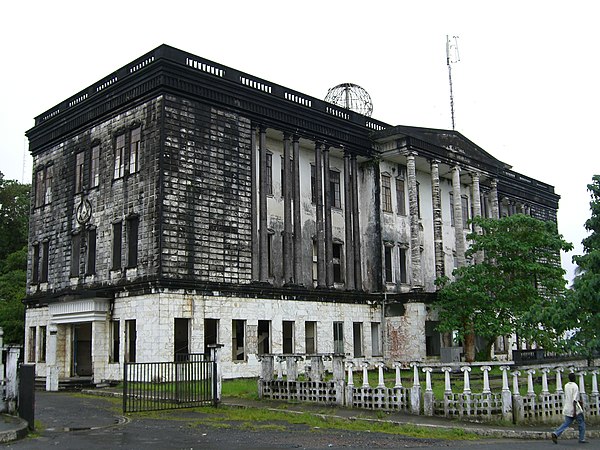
[258,354,600,425]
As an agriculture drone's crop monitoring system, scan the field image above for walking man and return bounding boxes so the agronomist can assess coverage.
[552,372,587,444]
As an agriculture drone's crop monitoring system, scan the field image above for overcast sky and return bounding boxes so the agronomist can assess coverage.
[1,0,597,282]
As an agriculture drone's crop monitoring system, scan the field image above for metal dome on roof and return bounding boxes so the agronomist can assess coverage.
[324,83,373,117]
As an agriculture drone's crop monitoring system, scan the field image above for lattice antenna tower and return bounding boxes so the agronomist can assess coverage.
[446,35,460,130]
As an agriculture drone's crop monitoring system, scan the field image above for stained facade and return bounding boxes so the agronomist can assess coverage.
[24,45,560,382]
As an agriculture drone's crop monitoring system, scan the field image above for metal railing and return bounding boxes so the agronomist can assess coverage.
[123,354,216,413]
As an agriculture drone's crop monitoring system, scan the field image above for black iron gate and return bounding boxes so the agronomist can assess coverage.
[123,353,217,413]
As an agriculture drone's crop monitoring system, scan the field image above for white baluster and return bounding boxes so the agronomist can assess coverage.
[422,367,433,392]
[410,362,420,387]
[555,367,564,393]
[361,362,370,388]
[346,361,354,387]
[393,362,403,388]
[442,366,453,393]
[512,370,521,396]
[481,366,491,394]
[591,370,598,395]
[579,371,587,394]
[526,369,536,395]
[541,368,550,394]
[376,362,385,388]
[461,366,472,394]
[500,366,510,392]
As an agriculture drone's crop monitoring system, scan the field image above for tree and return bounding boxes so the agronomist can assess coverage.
[0,172,30,263]
[0,246,27,344]
[0,172,30,344]
[435,214,573,362]
[563,175,600,358]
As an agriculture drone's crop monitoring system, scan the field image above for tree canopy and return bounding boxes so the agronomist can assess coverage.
[435,214,573,361]
[561,175,600,357]
[0,172,30,344]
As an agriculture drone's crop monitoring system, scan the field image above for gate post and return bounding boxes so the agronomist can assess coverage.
[208,344,224,406]
[18,364,35,430]
[46,324,59,391]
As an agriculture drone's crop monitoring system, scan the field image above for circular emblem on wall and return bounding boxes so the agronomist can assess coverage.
[76,199,92,224]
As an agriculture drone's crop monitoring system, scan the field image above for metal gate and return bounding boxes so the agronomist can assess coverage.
[123,353,217,413]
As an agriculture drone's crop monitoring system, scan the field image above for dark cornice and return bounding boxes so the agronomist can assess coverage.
[26,44,389,156]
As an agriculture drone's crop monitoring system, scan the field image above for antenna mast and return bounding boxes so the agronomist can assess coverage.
[446,35,460,130]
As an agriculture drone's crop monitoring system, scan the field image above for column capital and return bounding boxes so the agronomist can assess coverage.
[282,131,291,140]
[292,134,300,143]
[470,171,481,180]
[258,124,267,133]
[429,158,441,165]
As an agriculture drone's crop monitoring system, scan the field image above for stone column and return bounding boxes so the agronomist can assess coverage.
[471,172,483,264]
[442,367,452,393]
[541,368,550,394]
[315,143,326,287]
[282,133,293,284]
[526,369,536,396]
[430,160,444,280]
[258,125,269,282]
[46,323,59,391]
[407,152,422,287]
[361,362,370,388]
[351,155,362,289]
[452,166,466,267]
[251,127,259,280]
[323,146,333,286]
[490,179,500,219]
[343,152,355,290]
[292,135,302,284]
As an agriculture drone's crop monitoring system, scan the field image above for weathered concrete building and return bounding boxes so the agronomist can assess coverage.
[24,45,559,383]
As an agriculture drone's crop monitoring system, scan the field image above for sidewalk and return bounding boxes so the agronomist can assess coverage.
[0,387,598,443]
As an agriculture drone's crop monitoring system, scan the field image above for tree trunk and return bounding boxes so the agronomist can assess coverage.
[464,332,476,362]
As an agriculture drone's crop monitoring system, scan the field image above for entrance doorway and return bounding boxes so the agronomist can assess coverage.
[72,323,93,376]
[174,318,190,359]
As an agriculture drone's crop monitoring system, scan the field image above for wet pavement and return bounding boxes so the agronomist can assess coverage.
[0,390,598,449]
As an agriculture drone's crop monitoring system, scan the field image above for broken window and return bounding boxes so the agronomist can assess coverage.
[129,126,141,175]
[125,319,136,363]
[112,221,122,270]
[384,245,393,283]
[371,322,381,356]
[353,322,363,358]
[257,320,271,354]
[34,165,53,207]
[232,320,246,361]
[398,247,407,284]
[126,216,139,268]
[396,177,406,215]
[265,152,273,195]
[86,227,96,275]
[204,319,219,355]
[32,243,40,283]
[333,321,344,354]
[75,151,85,193]
[70,232,81,277]
[38,326,47,363]
[90,145,100,189]
[114,133,126,179]
[40,241,49,283]
[381,174,392,212]
[28,327,36,363]
[305,321,317,354]
[332,242,343,283]
[283,321,294,354]
[461,195,470,229]
[330,170,341,208]
[310,165,316,203]
[110,320,120,363]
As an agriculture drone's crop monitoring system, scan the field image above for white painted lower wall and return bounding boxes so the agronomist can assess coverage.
[25,290,430,381]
